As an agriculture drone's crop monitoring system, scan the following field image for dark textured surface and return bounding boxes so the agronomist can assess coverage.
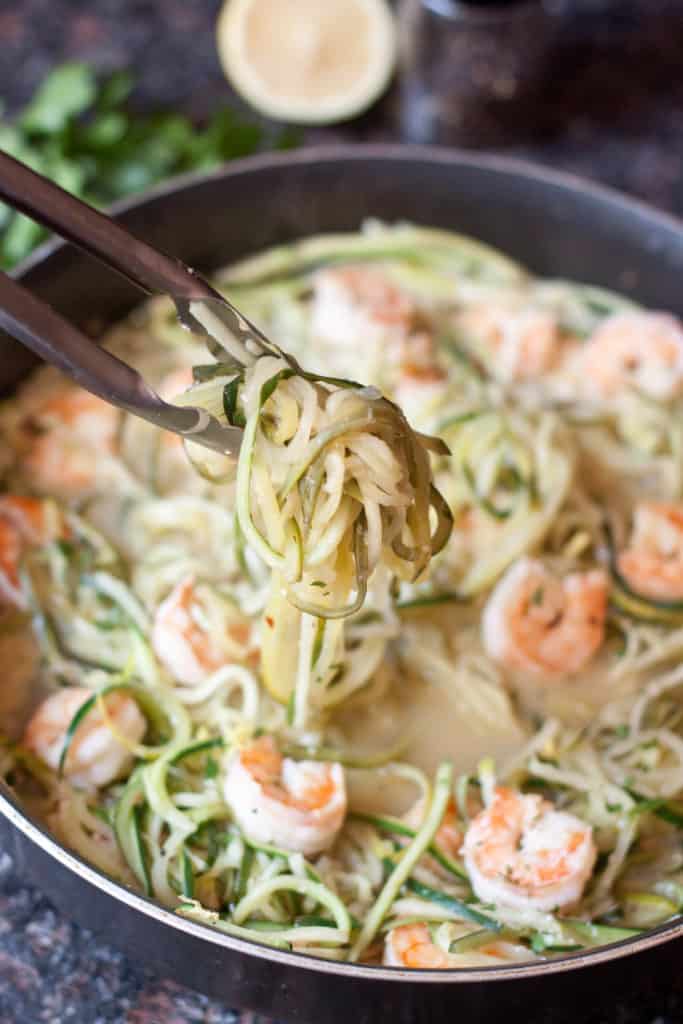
[2,0,683,213]
[1,1,683,1021]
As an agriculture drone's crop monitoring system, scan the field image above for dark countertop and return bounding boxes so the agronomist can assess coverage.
[1,1,683,1021]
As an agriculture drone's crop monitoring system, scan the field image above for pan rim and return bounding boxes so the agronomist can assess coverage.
[6,142,683,983]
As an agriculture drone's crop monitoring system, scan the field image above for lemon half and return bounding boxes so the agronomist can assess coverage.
[216,0,397,125]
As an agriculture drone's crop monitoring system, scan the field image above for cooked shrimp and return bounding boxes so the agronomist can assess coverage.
[223,735,346,855]
[152,576,257,686]
[458,303,562,381]
[33,390,120,446]
[23,686,146,790]
[311,266,416,347]
[310,267,445,416]
[482,558,608,678]
[581,312,683,400]
[20,388,120,498]
[384,923,451,969]
[0,496,65,606]
[463,786,596,912]
[384,923,531,968]
[617,502,683,600]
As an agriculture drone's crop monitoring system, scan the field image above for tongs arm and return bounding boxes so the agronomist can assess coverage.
[0,148,292,369]
[0,270,243,456]
[0,149,218,302]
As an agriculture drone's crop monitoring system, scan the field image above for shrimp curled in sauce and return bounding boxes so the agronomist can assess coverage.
[482,558,608,679]
[223,735,346,856]
[0,496,65,607]
[580,312,683,401]
[152,576,256,686]
[310,267,446,422]
[384,923,531,969]
[617,502,683,601]
[23,686,146,790]
[20,389,120,499]
[458,303,563,382]
[463,786,596,912]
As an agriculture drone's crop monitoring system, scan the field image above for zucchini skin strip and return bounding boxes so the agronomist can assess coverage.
[349,760,453,961]
[349,811,468,880]
[404,879,500,931]
[114,769,152,895]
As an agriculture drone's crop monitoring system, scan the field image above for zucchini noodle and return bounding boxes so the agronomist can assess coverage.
[181,350,451,727]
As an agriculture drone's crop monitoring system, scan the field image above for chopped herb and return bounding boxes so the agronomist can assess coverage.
[55,539,77,559]
[205,756,219,780]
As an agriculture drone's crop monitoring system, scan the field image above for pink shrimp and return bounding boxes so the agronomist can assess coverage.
[23,686,146,790]
[224,735,346,855]
[458,303,562,381]
[20,388,119,498]
[152,576,257,686]
[482,558,608,679]
[617,502,683,601]
[310,266,446,416]
[463,786,596,912]
[580,312,683,400]
[384,923,532,969]
[0,496,65,606]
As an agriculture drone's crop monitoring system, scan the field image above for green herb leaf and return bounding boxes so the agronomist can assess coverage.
[1,62,297,268]
[97,70,134,111]
[20,63,97,134]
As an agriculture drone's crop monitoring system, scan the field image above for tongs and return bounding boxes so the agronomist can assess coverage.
[0,150,299,456]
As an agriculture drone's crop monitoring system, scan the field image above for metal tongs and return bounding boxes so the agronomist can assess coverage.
[0,150,299,456]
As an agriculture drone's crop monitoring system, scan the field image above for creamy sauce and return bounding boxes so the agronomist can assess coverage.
[339,664,527,815]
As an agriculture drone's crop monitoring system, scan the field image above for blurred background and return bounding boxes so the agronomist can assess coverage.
[1,1,683,1020]
[1,0,683,272]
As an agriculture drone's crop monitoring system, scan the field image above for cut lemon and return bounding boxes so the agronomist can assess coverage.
[216,0,397,124]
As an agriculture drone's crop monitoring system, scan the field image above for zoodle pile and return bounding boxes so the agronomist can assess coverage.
[4,223,683,968]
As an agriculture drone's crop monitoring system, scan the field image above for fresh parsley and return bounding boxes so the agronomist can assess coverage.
[0,62,298,269]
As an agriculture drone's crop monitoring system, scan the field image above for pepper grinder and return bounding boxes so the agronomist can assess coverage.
[399,0,558,147]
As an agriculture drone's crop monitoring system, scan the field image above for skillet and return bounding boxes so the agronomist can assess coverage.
[2,145,683,1023]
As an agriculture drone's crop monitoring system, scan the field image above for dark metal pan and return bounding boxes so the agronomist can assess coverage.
[2,146,683,1024]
